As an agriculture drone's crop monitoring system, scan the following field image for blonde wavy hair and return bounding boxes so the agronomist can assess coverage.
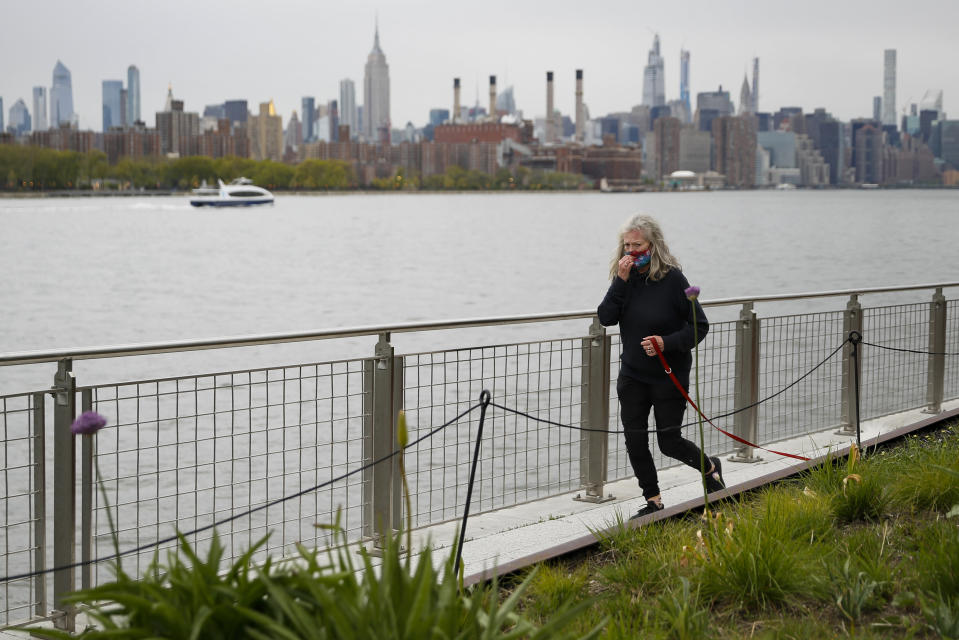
[608,214,681,282]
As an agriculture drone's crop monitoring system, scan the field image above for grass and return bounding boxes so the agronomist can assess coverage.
[511,421,959,639]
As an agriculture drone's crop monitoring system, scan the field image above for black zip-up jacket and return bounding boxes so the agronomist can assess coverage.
[597,267,708,388]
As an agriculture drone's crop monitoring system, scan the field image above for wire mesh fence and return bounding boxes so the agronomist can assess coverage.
[0,392,44,626]
[83,359,369,589]
[1,290,958,628]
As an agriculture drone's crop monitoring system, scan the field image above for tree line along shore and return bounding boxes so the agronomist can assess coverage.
[0,144,590,193]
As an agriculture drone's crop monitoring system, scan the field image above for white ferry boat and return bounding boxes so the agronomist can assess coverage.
[190,178,274,207]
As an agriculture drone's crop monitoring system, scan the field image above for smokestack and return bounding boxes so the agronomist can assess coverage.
[575,69,584,144]
[489,75,497,121]
[453,78,461,123]
[546,71,555,143]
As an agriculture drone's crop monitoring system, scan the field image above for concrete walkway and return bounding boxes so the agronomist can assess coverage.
[419,400,959,585]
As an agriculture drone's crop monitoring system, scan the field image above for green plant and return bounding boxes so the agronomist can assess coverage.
[831,558,882,628]
[655,577,708,640]
[697,510,825,609]
[894,438,959,512]
[921,592,959,639]
[522,562,591,622]
[913,520,959,596]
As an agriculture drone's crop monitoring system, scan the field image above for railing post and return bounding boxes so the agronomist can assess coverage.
[837,295,863,436]
[575,317,614,503]
[730,302,762,463]
[32,392,47,618]
[366,332,397,548]
[390,355,405,532]
[924,287,946,414]
[51,358,76,631]
[80,389,93,590]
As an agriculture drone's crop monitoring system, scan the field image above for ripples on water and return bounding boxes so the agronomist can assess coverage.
[1,190,957,393]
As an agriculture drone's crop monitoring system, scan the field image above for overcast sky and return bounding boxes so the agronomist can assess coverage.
[2,0,955,132]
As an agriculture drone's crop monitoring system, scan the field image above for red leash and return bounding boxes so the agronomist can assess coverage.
[650,340,809,462]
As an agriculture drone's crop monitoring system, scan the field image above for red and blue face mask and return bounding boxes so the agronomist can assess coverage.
[627,248,651,268]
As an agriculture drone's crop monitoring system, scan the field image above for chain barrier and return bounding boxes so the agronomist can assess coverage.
[4,330,954,587]
[0,402,483,585]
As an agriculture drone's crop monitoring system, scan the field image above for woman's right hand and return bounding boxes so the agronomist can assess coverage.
[617,254,633,281]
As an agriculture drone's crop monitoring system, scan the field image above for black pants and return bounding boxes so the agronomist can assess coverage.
[617,374,709,500]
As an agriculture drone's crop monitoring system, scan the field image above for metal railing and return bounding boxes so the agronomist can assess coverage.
[1,282,957,630]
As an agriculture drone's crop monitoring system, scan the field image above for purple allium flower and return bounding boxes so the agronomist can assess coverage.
[71,411,107,435]
[685,285,701,301]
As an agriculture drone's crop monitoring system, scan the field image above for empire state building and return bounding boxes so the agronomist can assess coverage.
[363,24,391,143]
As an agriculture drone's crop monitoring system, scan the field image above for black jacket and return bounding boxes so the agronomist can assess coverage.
[597,267,708,387]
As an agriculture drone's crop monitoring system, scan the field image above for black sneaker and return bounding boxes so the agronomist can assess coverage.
[704,456,726,493]
[629,501,665,520]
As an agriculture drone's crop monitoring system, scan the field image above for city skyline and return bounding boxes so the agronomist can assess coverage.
[1,0,956,132]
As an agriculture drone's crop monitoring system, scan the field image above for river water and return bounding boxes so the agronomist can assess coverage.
[1,189,957,395]
[1,189,957,616]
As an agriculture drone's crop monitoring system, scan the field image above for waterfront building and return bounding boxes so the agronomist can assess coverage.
[339,79,358,139]
[496,86,517,117]
[642,34,666,107]
[773,107,803,133]
[650,116,681,178]
[712,115,756,187]
[30,123,95,153]
[249,100,283,161]
[755,146,770,185]
[363,24,390,143]
[329,100,339,142]
[853,123,883,183]
[301,97,315,143]
[940,120,959,169]
[882,49,896,127]
[796,134,829,186]
[850,118,879,170]
[433,122,523,144]
[679,50,691,123]
[286,110,302,153]
[695,87,733,133]
[50,60,74,126]
[155,87,199,156]
[678,126,711,174]
[751,57,759,113]
[103,122,161,165]
[757,131,796,168]
[8,99,31,136]
[102,80,124,131]
[32,87,47,132]
[224,100,248,130]
[127,65,140,125]
[919,109,938,144]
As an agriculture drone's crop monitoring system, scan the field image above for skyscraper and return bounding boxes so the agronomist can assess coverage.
[679,50,691,123]
[339,79,357,139]
[50,60,74,126]
[642,34,665,107]
[32,87,47,131]
[301,97,315,142]
[127,65,141,124]
[8,99,31,136]
[751,57,760,113]
[0,98,4,133]
[882,49,896,126]
[739,75,752,115]
[363,23,390,143]
[102,80,124,131]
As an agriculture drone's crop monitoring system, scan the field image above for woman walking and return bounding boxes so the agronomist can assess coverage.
[597,214,724,519]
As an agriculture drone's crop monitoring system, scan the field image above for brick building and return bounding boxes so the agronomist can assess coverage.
[712,115,756,188]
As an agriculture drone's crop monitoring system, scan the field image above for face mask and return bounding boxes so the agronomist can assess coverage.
[627,248,651,268]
